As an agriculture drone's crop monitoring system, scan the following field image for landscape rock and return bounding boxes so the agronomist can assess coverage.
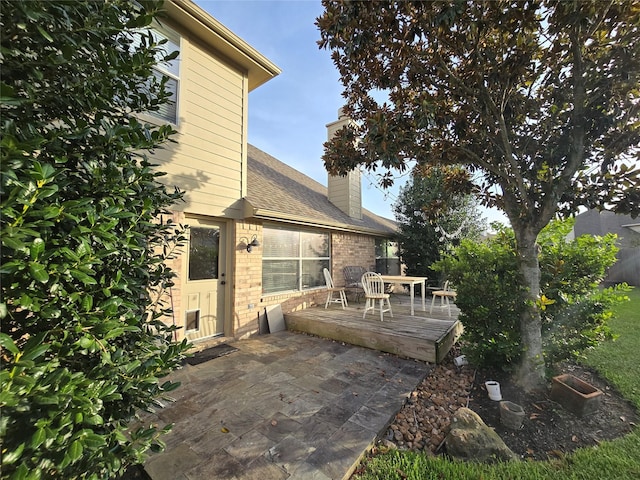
[383,362,475,454]
[445,407,519,463]
[380,354,638,462]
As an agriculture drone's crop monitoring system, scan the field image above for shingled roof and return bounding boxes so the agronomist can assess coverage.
[244,144,396,236]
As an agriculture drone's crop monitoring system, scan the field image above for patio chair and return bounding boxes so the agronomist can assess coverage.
[343,266,366,303]
[361,271,393,321]
[430,280,457,317]
[323,268,348,310]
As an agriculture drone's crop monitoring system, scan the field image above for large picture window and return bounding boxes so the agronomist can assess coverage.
[262,226,330,294]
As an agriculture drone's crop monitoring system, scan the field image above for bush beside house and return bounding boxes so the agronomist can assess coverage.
[0,1,191,477]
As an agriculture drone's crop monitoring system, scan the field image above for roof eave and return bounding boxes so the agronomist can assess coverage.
[243,199,395,236]
[165,0,281,91]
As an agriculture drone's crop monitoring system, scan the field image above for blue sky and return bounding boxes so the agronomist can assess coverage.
[192,0,409,220]
[195,0,507,225]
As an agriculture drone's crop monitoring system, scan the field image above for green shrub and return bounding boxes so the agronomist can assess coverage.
[436,220,627,372]
[538,220,626,366]
[435,227,525,369]
[1,1,190,478]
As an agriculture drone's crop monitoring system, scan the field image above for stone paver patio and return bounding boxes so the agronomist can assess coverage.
[142,331,431,480]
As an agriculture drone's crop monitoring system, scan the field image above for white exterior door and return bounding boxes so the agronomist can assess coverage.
[183,218,226,341]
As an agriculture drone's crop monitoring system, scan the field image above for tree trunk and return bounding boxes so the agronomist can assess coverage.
[513,227,546,392]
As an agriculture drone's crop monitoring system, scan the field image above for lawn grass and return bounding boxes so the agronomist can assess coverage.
[354,286,640,480]
[581,287,640,409]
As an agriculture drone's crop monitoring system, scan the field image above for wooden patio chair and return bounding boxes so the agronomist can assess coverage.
[361,271,393,321]
[323,268,348,309]
[343,266,366,303]
[430,280,457,317]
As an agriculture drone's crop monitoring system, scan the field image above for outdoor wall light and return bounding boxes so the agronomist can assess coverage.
[240,235,260,253]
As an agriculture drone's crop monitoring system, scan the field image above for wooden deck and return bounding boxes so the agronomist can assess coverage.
[284,295,463,364]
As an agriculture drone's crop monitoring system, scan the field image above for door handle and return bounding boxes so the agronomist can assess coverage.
[221,281,226,285]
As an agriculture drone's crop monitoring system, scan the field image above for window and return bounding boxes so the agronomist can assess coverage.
[262,226,330,294]
[148,25,180,124]
[375,239,401,275]
[188,227,219,281]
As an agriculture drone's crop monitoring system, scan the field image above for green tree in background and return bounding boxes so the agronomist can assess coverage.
[1,1,190,478]
[393,166,485,283]
[318,0,639,390]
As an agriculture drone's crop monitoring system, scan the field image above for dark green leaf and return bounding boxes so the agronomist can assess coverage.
[70,269,97,285]
[0,81,16,98]
[68,440,83,462]
[2,442,25,464]
[36,25,54,42]
[84,414,104,426]
[28,262,49,283]
[82,433,106,449]
[81,295,94,312]
[30,428,47,449]
[30,238,45,260]
[0,333,19,356]
[10,463,30,480]
[22,343,50,361]
[77,337,94,350]
[2,235,25,251]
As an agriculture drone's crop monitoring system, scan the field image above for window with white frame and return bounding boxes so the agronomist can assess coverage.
[262,226,330,294]
[148,25,180,124]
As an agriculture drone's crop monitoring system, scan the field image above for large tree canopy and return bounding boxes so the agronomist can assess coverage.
[317,0,639,389]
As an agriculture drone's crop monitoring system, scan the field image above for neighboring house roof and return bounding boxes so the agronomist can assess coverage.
[244,144,397,236]
[622,223,640,233]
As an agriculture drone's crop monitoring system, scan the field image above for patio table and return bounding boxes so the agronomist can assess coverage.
[379,275,428,316]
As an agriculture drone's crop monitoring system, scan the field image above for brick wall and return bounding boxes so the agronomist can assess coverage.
[233,221,333,339]
[331,232,376,286]
[233,221,265,339]
[164,218,384,341]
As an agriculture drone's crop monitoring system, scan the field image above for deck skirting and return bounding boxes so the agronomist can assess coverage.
[284,304,462,363]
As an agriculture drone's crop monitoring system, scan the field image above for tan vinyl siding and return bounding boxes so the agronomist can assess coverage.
[187,73,241,105]
[183,120,242,150]
[161,142,241,173]
[328,171,362,220]
[153,34,246,219]
[163,160,241,187]
[186,101,241,135]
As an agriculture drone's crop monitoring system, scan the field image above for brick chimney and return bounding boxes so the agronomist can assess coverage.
[326,108,362,220]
